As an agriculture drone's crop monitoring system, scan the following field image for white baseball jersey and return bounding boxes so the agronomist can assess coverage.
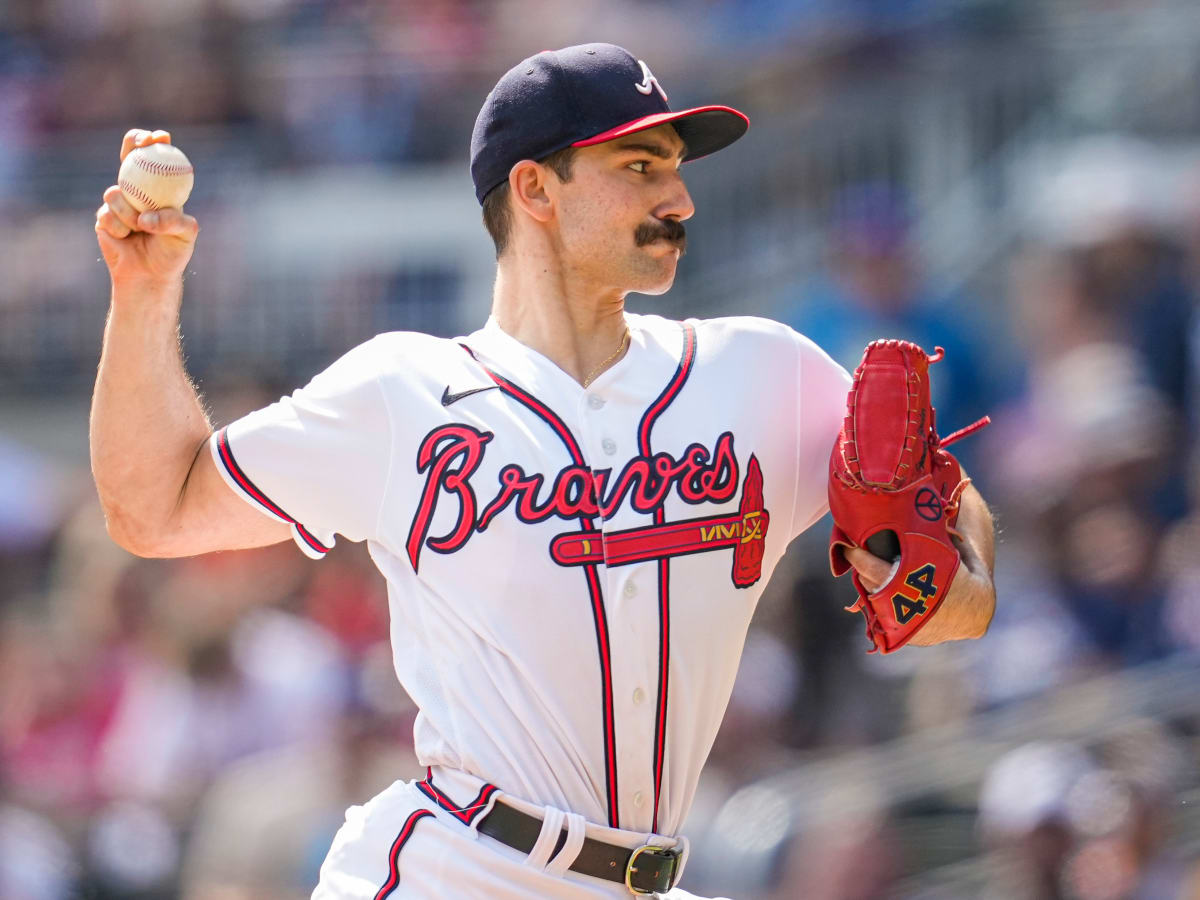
[209,313,849,842]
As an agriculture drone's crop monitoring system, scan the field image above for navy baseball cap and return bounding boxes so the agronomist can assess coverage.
[470,43,749,204]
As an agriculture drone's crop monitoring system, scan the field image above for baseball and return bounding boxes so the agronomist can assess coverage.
[118,141,194,213]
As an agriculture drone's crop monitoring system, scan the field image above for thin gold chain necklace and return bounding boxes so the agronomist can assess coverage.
[581,328,630,388]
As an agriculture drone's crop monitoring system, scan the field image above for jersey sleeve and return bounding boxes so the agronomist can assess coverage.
[792,332,852,537]
[208,337,394,559]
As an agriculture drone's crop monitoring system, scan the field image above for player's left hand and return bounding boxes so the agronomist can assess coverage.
[843,480,996,646]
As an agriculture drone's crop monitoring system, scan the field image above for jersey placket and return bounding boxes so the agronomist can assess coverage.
[577,384,660,834]
[577,321,696,834]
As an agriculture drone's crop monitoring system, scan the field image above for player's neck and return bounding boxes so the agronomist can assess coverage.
[491,262,630,387]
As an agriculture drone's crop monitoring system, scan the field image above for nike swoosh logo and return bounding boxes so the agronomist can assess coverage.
[441,384,498,406]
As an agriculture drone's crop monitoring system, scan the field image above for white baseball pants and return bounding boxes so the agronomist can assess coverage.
[311,770,725,899]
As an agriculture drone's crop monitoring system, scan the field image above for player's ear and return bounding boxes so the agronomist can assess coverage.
[509,160,555,224]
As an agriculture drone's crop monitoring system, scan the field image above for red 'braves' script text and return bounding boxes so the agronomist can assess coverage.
[406,424,740,571]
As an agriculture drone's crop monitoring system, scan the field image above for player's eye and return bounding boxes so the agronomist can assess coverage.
[628,160,649,174]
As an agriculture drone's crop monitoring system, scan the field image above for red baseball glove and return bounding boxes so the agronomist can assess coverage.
[828,340,989,653]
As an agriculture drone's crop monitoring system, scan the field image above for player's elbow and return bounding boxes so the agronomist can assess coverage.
[953,618,991,643]
[970,591,997,640]
[101,504,176,558]
[102,511,153,557]
[953,583,996,642]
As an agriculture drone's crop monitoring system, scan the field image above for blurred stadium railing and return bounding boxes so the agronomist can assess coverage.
[687,652,1200,897]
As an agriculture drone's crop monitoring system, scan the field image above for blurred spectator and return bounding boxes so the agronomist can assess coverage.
[979,741,1096,900]
[0,612,122,814]
[769,783,901,900]
[964,533,1091,707]
[0,802,77,900]
[979,729,1200,900]
[987,247,1181,663]
[178,654,420,900]
[1023,137,1195,429]
[776,534,907,748]
[1163,453,1200,651]
[0,32,42,214]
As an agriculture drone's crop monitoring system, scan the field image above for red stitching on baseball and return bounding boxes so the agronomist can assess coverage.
[133,154,193,176]
[119,178,160,211]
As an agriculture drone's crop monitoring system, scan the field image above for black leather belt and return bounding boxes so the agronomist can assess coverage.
[477,799,681,895]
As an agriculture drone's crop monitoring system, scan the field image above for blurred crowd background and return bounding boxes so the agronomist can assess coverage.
[2,0,1200,898]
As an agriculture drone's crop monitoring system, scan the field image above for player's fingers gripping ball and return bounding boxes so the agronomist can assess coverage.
[827,340,990,653]
[118,141,194,213]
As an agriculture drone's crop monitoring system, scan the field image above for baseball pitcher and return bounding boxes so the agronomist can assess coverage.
[91,44,996,899]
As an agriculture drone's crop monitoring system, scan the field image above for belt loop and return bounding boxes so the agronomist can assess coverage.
[522,806,566,871]
[470,784,501,835]
[543,811,586,878]
[668,833,690,886]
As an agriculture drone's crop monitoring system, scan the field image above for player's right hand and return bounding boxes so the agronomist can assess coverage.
[95,129,200,289]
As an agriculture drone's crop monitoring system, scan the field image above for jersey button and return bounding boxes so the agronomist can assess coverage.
[633,687,646,704]
[587,394,606,410]
[602,438,617,456]
[623,582,637,598]
[634,792,645,808]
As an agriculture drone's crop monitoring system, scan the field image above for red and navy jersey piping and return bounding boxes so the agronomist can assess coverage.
[637,322,697,833]
[214,428,331,556]
[415,768,499,826]
[373,808,433,900]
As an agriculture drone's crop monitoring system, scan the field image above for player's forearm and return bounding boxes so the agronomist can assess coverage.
[909,483,996,644]
[90,279,212,555]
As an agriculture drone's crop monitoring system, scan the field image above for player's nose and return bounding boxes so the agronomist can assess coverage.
[658,171,695,222]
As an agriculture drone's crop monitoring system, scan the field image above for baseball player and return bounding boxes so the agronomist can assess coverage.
[91,44,996,898]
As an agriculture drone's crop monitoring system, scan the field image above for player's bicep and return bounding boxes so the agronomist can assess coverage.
[151,437,292,557]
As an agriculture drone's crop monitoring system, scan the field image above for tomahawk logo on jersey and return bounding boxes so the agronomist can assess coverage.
[209,313,849,839]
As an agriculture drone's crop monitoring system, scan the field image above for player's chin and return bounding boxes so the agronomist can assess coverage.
[629,270,677,297]
[629,249,680,295]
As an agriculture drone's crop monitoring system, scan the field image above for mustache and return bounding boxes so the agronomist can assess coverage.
[634,218,687,253]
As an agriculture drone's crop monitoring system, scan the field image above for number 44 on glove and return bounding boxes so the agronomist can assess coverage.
[828,340,990,654]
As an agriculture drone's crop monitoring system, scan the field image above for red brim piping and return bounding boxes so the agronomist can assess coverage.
[571,105,749,160]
